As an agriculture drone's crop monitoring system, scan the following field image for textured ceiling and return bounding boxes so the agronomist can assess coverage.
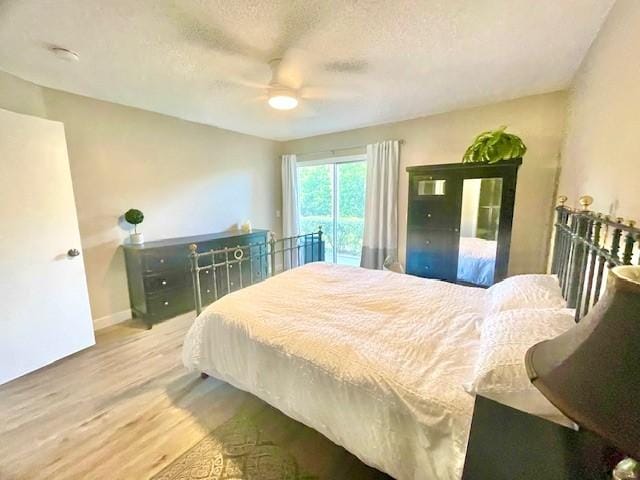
[0,0,614,140]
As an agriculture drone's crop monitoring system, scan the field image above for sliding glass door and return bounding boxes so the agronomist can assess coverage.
[298,157,366,265]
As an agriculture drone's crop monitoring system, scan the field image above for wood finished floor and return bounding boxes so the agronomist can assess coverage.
[0,313,391,480]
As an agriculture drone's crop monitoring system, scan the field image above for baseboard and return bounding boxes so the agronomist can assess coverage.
[93,309,132,331]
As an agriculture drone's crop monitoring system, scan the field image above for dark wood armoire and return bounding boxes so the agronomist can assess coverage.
[406,159,521,287]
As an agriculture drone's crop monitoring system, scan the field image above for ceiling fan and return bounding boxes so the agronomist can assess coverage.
[266,58,299,110]
[169,3,368,113]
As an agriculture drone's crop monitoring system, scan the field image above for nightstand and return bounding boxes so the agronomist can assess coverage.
[462,395,616,479]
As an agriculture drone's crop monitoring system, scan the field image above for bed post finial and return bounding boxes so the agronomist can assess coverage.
[557,195,568,207]
[579,195,593,211]
[188,243,197,254]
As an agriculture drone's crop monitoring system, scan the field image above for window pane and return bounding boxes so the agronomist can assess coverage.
[337,161,366,266]
[298,164,334,262]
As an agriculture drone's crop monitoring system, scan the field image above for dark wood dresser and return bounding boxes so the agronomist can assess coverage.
[123,229,268,327]
[406,159,521,286]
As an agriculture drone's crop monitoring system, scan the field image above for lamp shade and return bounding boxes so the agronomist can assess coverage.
[525,266,640,459]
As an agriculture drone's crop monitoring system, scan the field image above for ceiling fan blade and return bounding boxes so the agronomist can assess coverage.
[168,4,267,62]
[299,86,362,101]
[294,102,318,118]
[323,59,369,75]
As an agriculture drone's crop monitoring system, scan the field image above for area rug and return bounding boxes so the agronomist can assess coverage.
[151,414,318,480]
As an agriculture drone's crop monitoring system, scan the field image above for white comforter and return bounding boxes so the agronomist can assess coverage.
[183,263,487,480]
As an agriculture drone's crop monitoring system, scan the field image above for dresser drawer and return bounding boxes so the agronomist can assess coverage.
[407,228,455,254]
[141,249,190,273]
[406,228,458,281]
[408,199,461,229]
[406,251,456,280]
[143,270,190,292]
[145,287,192,319]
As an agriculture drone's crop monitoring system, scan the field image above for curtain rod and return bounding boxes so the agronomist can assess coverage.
[294,139,405,158]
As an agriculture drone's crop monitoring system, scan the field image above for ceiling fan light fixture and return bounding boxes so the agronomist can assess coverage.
[268,88,298,110]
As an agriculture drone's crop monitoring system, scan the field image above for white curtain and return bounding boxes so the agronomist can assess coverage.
[361,140,399,269]
[281,154,301,269]
[281,154,300,238]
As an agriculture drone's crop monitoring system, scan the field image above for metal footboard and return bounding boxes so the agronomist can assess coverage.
[188,229,324,315]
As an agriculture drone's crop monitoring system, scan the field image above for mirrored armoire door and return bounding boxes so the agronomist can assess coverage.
[406,159,521,287]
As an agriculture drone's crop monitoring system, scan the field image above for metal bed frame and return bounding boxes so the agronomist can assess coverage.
[188,229,324,315]
[552,195,640,322]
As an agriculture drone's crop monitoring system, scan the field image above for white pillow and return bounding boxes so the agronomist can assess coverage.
[486,274,565,315]
[465,308,576,424]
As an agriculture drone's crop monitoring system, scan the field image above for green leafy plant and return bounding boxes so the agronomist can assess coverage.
[124,208,144,233]
[462,126,527,164]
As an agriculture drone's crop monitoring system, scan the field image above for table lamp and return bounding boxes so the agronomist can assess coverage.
[526,266,640,479]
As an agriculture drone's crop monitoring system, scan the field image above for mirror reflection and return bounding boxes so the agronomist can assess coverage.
[457,178,502,286]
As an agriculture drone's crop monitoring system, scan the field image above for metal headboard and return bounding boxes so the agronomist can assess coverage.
[188,229,324,315]
[551,195,640,322]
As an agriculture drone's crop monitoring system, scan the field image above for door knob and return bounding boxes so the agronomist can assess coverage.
[67,248,80,257]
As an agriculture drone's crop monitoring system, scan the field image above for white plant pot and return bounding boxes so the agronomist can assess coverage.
[130,232,144,245]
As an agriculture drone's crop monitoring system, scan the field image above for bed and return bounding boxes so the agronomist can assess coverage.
[184,263,485,479]
[183,195,639,480]
[456,237,497,286]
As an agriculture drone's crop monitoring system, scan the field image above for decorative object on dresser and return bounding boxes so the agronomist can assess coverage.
[462,126,527,164]
[123,229,268,327]
[462,395,612,479]
[406,158,521,287]
[124,208,145,245]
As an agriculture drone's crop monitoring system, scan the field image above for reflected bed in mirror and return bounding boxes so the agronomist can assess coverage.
[458,178,502,286]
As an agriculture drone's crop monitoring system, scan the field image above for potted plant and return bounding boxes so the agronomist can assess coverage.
[124,208,145,244]
[462,126,527,164]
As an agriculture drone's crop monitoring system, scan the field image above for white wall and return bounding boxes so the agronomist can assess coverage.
[0,71,281,327]
[283,92,568,275]
[558,0,640,217]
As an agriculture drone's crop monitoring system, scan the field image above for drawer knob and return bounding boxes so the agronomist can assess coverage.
[230,265,233,269]
[205,270,209,274]
[230,282,234,286]
[163,301,169,306]
[425,240,431,245]
[206,289,211,293]
[425,266,430,271]
[426,213,432,218]
[161,280,167,286]
[159,258,165,264]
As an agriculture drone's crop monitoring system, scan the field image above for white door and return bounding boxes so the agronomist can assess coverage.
[0,108,94,385]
